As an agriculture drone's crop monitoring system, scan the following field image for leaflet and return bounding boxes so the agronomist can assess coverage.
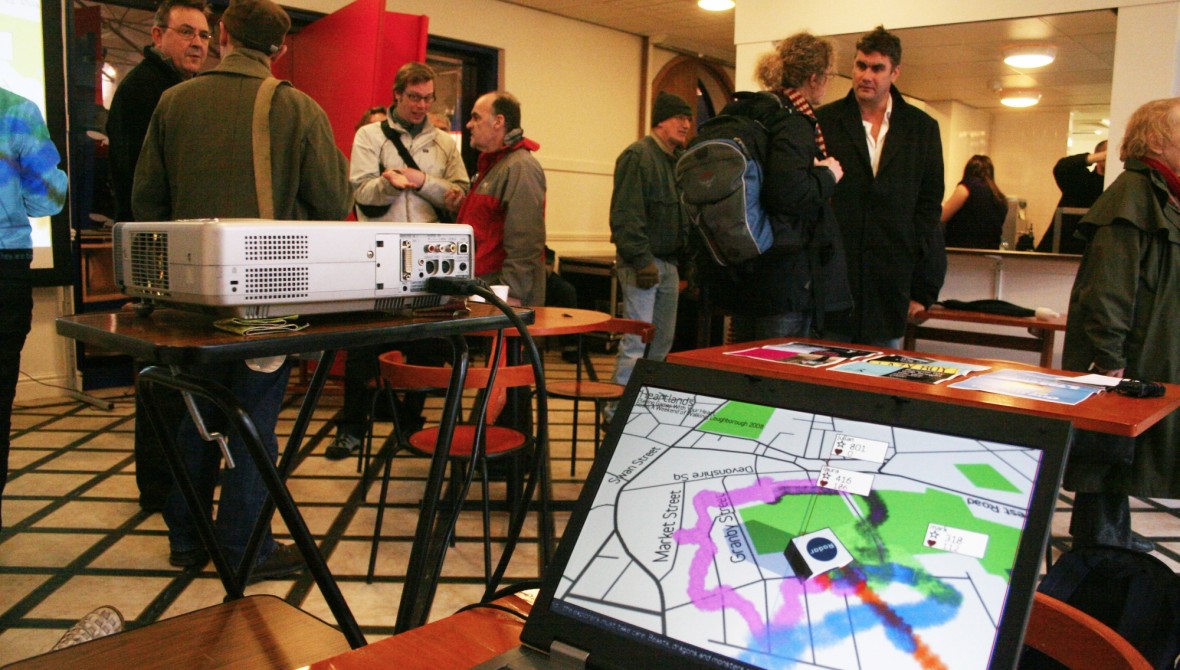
[949,369,1101,405]
[723,342,878,367]
[832,354,990,384]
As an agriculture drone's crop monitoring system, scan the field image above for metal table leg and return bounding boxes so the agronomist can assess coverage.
[138,365,367,649]
[394,335,471,633]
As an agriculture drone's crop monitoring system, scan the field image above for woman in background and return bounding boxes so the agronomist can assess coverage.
[354,105,387,131]
[940,154,1007,249]
[1062,98,1180,552]
[707,31,851,341]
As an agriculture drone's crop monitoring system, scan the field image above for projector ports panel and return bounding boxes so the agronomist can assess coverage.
[375,231,474,295]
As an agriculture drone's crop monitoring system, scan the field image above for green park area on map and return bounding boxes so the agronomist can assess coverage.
[737,485,1023,579]
[698,401,774,439]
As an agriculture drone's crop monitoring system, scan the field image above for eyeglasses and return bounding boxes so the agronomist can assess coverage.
[402,92,436,104]
[165,25,213,42]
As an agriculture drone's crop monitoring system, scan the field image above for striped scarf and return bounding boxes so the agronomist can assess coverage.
[784,88,827,158]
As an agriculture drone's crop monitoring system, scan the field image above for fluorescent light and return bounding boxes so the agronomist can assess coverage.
[1003,45,1057,69]
[698,0,735,10]
[1000,89,1042,108]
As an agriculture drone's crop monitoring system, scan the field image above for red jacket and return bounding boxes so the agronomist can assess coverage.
[457,135,547,306]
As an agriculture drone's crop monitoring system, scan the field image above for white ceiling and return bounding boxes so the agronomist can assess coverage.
[94,0,1115,124]
[502,2,1114,120]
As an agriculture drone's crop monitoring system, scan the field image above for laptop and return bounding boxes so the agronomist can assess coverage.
[479,358,1072,670]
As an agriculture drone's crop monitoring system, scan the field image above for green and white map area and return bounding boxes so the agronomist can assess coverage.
[553,386,1044,670]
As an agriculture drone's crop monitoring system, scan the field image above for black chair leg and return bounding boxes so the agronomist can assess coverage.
[366,440,396,583]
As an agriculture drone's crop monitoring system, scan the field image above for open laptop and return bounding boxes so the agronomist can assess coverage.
[479,359,1072,670]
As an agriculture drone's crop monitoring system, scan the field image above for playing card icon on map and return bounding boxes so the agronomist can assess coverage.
[829,434,887,463]
[817,466,874,496]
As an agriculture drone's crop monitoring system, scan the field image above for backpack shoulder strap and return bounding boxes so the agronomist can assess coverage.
[252,77,287,219]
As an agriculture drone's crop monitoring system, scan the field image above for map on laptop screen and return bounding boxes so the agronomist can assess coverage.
[548,385,1048,670]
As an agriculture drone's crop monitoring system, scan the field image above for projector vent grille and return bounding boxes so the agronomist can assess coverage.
[244,266,309,300]
[130,231,170,290]
[244,234,310,261]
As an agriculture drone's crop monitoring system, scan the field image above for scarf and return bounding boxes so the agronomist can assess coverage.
[1141,157,1180,203]
[784,88,827,158]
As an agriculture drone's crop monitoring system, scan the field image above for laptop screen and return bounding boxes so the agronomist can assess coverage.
[523,360,1071,670]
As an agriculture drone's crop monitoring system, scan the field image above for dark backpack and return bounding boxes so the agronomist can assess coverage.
[1019,545,1180,670]
[675,112,774,267]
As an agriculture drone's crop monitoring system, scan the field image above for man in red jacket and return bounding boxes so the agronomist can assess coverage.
[452,91,547,306]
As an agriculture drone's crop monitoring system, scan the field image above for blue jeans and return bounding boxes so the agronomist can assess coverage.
[612,257,679,388]
[162,360,291,565]
[730,312,811,343]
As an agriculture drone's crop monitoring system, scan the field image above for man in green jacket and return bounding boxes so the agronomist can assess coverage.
[132,0,351,582]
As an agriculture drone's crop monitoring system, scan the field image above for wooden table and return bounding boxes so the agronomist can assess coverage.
[55,305,525,644]
[5,596,350,670]
[308,593,533,670]
[904,307,1068,368]
[667,338,1180,437]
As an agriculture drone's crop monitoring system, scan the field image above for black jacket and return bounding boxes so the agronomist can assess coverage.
[816,87,946,343]
[707,91,851,323]
[107,46,185,223]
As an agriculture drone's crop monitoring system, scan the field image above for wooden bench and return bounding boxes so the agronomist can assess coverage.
[904,307,1068,367]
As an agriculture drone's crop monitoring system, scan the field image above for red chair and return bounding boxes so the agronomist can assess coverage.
[1022,591,1152,670]
[366,345,544,590]
[545,317,655,475]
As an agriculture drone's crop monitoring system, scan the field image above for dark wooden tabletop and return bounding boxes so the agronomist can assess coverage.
[55,303,527,365]
[667,338,1180,437]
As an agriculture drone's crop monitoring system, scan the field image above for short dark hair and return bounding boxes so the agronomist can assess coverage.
[154,0,210,27]
[856,25,901,68]
[393,61,435,95]
[490,91,522,133]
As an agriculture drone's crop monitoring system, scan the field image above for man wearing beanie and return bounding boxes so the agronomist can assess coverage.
[132,0,350,582]
[608,91,692,398]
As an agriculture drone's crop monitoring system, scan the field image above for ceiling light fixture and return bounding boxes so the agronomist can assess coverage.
[697,0,735,11]
[1000,89,1042,108]
[1003,45,1057,69]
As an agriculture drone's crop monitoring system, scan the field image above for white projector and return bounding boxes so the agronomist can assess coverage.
[113,218,474,317]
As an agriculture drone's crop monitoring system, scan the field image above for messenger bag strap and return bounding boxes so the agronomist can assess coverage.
[252,77,286,219]
[380,120,421,171]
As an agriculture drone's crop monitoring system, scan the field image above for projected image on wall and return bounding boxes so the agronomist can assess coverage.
[0,0,53,270]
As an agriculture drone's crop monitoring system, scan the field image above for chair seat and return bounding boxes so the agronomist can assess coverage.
[547,380,623,400]
[407,425,527,458]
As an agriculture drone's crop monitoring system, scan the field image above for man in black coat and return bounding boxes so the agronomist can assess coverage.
[106,0,210,512]
[108,0,211,223]
[816,26,945,347]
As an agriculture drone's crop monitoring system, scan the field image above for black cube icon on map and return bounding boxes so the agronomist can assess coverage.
[785,528,853,579]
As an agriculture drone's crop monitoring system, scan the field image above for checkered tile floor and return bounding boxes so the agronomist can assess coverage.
[2,349,1179,666]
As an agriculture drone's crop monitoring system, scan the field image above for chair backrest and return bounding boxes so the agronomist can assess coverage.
[377,350,535,425]
[1022,592,1153,670]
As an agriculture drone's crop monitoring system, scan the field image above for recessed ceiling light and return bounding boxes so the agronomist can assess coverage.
[1003,45,1057,69]
[1000,89,1042,108]
[698,0,735,10]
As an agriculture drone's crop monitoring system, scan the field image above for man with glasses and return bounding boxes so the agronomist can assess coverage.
[324,62,469,461]
[107,0,211,514]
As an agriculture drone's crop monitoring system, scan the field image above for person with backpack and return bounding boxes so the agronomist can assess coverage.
[700,32,852,341]
[608,92,693,390]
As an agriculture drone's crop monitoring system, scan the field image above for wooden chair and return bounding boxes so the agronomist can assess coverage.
[366,344,545,591]
[4,595,349,670]
[545,317,655,475]
[1022,591,1152,670]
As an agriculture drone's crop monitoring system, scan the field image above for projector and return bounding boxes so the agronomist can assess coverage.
[113,218,474,317]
